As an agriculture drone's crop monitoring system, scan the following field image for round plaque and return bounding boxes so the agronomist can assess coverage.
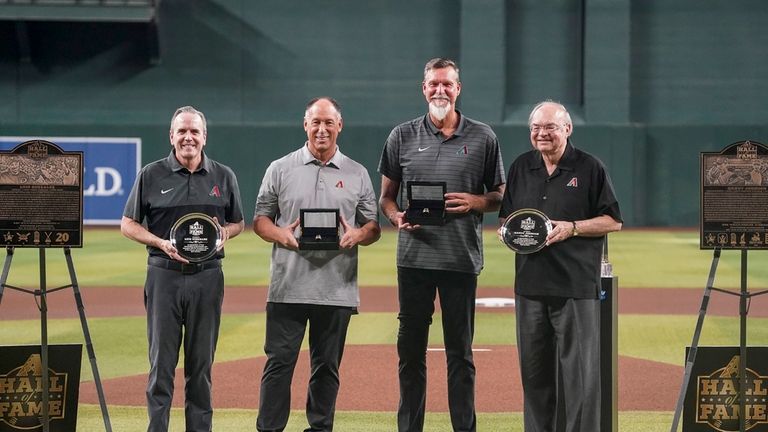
[499,208,552,254]
[169,213,222,262]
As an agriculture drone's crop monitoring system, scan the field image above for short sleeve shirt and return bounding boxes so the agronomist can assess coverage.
[123,151,244,259]
[378,113,505,274]
[254,145,378,307]
[499,142,622,299]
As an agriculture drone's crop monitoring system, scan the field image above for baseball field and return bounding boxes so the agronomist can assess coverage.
[1,228,767,431]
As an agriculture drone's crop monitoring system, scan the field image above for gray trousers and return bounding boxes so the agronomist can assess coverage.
[144,263,224,432]
[515,294,600,432]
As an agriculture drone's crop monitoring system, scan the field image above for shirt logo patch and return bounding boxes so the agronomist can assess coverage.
[566,177,578,188]
[161,188,174,194]
[418,146,431,152]
[335,180,344,188]
[456,145,468,155]
[209,185,221,197]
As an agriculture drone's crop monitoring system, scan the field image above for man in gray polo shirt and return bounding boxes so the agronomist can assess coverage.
[253,97,380,432]
[122,106,245,432]
[378,58,506,432]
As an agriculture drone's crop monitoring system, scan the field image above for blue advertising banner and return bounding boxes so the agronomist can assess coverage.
[0,137,140,225]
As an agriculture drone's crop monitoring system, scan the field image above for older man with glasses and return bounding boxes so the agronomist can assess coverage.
[498,100,623,432]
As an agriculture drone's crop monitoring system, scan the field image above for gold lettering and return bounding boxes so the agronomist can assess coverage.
[0,377,14,393]
[48,376,63,392]
[26,401,42,416]
[720,379,737,395]
[699,404,714,420]
[8,401,24,417]
[15,377,33,393]
[752,379,767,396]
[48,400,62,416]
[751,404,766,421]
[713,403,735,420]
[700,379,718,395]
[0,402,9,416]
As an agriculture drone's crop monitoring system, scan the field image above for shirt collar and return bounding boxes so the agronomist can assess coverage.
[532,140,576,172]
[168,150,210,174]
[424,110,466,138]
[300,143,343,169]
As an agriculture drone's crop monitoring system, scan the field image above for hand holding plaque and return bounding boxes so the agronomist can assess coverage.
[405,181,446,226]
[499,208,552,254]
[299,208,340,250]
[170,213,222,262]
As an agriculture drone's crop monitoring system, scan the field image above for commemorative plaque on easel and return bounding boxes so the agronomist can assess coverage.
[700,140,768,250]
[0,140,83,248]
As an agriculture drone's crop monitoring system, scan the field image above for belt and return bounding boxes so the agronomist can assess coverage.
[148,256,221,275]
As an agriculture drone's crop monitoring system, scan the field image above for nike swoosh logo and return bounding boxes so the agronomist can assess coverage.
[161,188,174,194]
[418,146,431,152]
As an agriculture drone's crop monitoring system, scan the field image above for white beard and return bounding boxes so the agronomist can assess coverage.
[429,101,451,121]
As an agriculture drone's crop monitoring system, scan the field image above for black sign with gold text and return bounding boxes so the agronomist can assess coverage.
[701,140,768,250]
[0,140,83,248]
[684,346,768,432]
[0,344,82,432]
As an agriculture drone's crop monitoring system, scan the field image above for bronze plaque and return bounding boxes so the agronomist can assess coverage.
[0,140,83,248]
[701,140,768,250]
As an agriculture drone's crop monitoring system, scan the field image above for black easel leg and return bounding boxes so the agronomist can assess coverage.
[63,247,113,432]
[739,250,747,432]
[40,248,50,432]
[670,248,721,432]
[0,247,14,306]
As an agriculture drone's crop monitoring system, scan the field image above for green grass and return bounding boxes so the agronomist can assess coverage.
[3,227,767,289]
[78,405,679,432]
[4,227,768,431]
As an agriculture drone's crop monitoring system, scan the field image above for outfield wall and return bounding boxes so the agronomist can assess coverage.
[1,0,767,226]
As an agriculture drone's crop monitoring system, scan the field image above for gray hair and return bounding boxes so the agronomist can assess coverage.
[423,57,460,81]
[170,106,207,133]
[304,97,343,119]
[528,100,572,127]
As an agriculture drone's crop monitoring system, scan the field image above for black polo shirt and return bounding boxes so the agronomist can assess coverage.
[499,141,622,299]
[123,150,244,259]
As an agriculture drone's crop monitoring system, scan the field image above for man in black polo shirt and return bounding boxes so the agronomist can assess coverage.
[379,58,505,432]
[121,106,244,432]
[498,101,622,432]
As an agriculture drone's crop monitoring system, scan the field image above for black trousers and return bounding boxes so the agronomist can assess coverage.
[257,302,354,432]
[144,264,224,432]
[515,294,600,432]
[396,267,477,432]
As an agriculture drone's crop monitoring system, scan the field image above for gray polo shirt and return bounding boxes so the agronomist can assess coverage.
[254,144,378,307]
[378,113,505,274]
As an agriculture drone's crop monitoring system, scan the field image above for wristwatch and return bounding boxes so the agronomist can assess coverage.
[572,221,579,236]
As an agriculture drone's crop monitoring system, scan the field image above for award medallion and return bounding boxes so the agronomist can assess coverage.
[499,208,552,254]
[170,213,222,262]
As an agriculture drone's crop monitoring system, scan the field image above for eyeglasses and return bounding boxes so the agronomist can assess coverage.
[529,123,564,133]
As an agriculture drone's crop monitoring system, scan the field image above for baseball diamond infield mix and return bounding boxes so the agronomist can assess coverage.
[4,285,765,412]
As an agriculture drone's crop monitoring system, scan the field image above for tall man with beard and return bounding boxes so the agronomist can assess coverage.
[378,58,506,432]
[122,106,245,432]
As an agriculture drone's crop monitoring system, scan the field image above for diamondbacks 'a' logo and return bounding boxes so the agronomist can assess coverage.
[456,145,468,155]
[0,354,68,429]
[209,185,221,197]
[335,180,344,188]
[566,177,578,187]
[695,355,768,431]
[520,217,535,231]
[189,221,204,236]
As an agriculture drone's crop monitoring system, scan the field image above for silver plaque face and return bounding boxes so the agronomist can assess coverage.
[169,213,222,262]
[499,208,552,254]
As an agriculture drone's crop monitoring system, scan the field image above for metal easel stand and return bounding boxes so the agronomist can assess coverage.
[0,246,112,432]
[669,248,768,432]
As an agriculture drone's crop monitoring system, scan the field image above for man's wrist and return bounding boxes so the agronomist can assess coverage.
[572,221,579,236]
